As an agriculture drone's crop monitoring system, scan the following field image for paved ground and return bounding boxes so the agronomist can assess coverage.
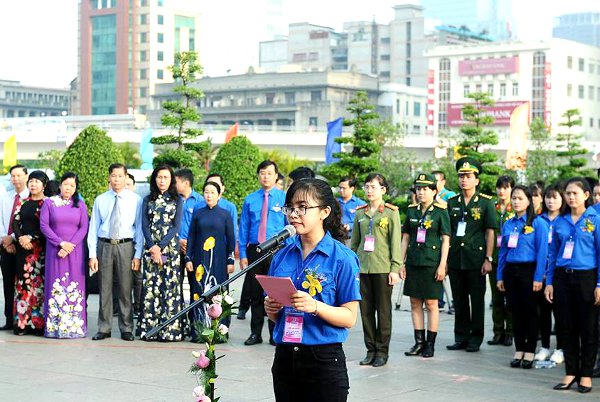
[0,275,591,401]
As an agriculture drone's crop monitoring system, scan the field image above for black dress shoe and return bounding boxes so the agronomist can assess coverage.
[0,323,13,331]
[244,334,263,346]
[465,344,480,352]
[487,334,503,345]
[446,341,468,350]
[372,356,388,367]
[92,332,111,341]
[359,354,375,366]
[510,358,522,368]
[503,335,513,347]
[521,359,533,369]
[553,377,578,390]
[578,384,592,393]
[121,332,134,341]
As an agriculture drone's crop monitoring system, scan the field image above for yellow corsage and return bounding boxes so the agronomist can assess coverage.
[584,218,595,233]
[379,217,389,229]
[423,216,433,229]
[471,207,481,221]
[195,264,204,282]
[301,274,323,296]
[523,225,534,234]
[203,236,215,251]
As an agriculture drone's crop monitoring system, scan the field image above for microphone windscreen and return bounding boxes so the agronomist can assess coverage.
[284,224,297,237]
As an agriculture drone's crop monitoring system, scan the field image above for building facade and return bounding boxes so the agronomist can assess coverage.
[425,39,600,139]
[553,12,600,48]
[78,0,201,115]
[0,80,71,119]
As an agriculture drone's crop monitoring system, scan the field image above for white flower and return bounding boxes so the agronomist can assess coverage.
[16,300,28,314]
[192,385,205,398]
[223,295,234,305]
[212,295,223,305]
[191,351,200,358]
[218,324,229,335]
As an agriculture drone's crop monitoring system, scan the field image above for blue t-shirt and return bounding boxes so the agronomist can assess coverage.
[268,232,361,345]
[337,195,365,237]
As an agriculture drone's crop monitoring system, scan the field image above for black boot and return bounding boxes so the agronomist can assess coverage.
[405,329,426,356]
[422,331,437,358]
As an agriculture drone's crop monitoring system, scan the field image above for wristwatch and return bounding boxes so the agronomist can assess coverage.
[486,256,493,263]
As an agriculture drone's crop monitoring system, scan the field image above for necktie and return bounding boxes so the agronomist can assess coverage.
[109,194,121,239]
[7,193,20,235]
[257,191,269,243]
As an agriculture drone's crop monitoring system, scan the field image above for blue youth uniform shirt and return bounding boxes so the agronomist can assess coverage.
[178,190,203,241]
[497,214,549,283]
[238,187,286,259]
[547,206,600,286]
[268,232,361,345]
[337,195,365,237]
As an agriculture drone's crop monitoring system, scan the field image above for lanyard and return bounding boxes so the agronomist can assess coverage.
[368,216,374,235]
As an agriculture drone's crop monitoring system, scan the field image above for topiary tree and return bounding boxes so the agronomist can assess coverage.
[57,125,123,213]
[555,108,593,180]
[210,136,263,213]
[525,117,559,184]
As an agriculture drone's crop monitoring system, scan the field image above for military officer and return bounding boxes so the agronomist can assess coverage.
[446,158,497,352]
[351,173,402,368]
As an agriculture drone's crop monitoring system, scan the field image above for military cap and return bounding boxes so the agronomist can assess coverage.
[455,157,482,174]
[414,173,436,187]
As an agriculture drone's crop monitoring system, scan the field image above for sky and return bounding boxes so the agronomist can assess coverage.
[0,0,598,89]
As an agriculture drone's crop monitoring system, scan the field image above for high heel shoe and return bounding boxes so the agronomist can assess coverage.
[578,384,592,393]
[510,358,522,368]
[521,359,534,369]
[553,377,579,390]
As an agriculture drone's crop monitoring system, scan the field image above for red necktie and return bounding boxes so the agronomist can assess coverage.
[7,193,20,235]
[258,191,269,243]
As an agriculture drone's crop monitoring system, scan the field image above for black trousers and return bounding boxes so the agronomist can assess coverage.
[247,244,274,338]
[272,343,349,402]
[504,263,538,353]
[359,273,393,358]
[449,268,486,346]
[0,248,16,324]
[553,268,599,377]
[489,263,512,337]
[536,283,561,349]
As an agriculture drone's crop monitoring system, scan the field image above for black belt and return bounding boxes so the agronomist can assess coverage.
[556,266,595,274]
[99,238,133,245]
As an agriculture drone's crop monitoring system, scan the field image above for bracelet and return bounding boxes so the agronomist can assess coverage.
[310,300,318,316]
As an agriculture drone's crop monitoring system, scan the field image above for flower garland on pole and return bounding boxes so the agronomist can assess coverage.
[189,292,235,402]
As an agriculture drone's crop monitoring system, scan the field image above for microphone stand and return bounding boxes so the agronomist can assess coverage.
[144,242,285,339]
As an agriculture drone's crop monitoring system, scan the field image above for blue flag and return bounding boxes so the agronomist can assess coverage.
[325,117,343,165]
[140,127,154,169]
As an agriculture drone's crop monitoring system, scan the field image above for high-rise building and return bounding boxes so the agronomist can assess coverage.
[553,12,600,48]
[420,0,514,40]
[78,0,201,115]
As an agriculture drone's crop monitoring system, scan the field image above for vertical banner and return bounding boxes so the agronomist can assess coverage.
[544,62,552,129]
[3,134,17,173]
[224,123,238,143]
[426,69,435,135]
[325,117,343,165]
[140,127,154,170]
[506,102,530,170]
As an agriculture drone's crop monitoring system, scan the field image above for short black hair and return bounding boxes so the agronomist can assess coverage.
[496,175,515,189]
[127,173,135,184]
[289,166,315,181]
[174,168,194,187]
[108,163,127,174]
[431,170,445,180]
[339,176,357,188]
[206,173,225,186]
[203,180,221,194]
[10,164,27,174]
[364,173,388,189]
[257,160,278,174]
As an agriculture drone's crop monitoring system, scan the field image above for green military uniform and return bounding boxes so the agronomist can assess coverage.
[402,201,450,299]
[488,201,514,344]
[351,202,402,361]
[447,158,498,349]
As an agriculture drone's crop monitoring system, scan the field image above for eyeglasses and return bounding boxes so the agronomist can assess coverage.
[281,205,324,216]
[363,185,383,191]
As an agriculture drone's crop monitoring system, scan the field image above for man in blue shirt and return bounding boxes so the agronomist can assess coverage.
[337,176,365,244]
[88,163,144,342]
[239,160,286,346]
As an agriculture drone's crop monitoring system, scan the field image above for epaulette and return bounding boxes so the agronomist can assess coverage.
[480,193,493,199]
[385,203,399,211]
[356,204,368,211]
[434,202,447,209]
[408,203,419,208]
[448,194,460,200]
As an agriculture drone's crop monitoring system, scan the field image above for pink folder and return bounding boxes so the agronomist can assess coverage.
[255,275,297,307]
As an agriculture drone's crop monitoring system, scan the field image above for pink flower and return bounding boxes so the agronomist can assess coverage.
[206,303,222,319]
[193,386,211,401]
[218,324,229,335]
[195,350,210,369]
[211,295,223,305]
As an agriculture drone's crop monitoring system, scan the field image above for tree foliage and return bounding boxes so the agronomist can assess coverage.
[261,149,315,187]
[57,125,123,212]
[525,117,558,184]
[210,136,263,213]
[320,91,381,184]
[115,141,142,169]
[37,149,65,175]
[555,108,593,180]
[456,92,502,193]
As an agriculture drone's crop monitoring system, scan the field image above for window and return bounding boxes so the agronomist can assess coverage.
[284,92,295,105]
[512,82,519,96]
[590,118,594,128]
[140,32,147,43]
[157,15,164,25]
[380,71,390,78]
[590,86,595,100]
[476,84,482,92]
[157,33,164,43]
[157,51,163,61]
[381,37,390,44]
[396,99,400,114]
[309,117,318,127]
[567,84,572,96]
[140,50,147,61]
[265,92,275,105]
[590,64,595,74]
[406,21,412,41]
[139,69,147,79]
[139,14,147,24]
[157,69,164,79]
[138,87,147,97]
[381,54,390,61]
[500,83,506,96]
[463,84,470,96]
[311,90,322,102]
[413,102,421,117]
[567,56,573,69]
[579,58,585,71]
[578,85,584,99]
[487,83,494,96]
[157,0,163,5]
[140,0,147,6]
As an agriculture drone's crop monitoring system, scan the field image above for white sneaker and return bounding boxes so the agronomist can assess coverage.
[534,347,551,361]
[549,349,564,364]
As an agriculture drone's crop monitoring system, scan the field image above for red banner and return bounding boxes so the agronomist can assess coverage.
[447,101,527,127]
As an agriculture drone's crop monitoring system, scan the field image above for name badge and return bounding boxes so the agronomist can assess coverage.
[282,308,303,343]
[456,221,466,237]
[364,235,375,252]
[508,233,519,248]
[562,240,574,260]
[416,228,427,243]
[496,234,502,248]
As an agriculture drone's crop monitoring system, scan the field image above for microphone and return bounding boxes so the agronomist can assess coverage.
[256,225,296,253]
